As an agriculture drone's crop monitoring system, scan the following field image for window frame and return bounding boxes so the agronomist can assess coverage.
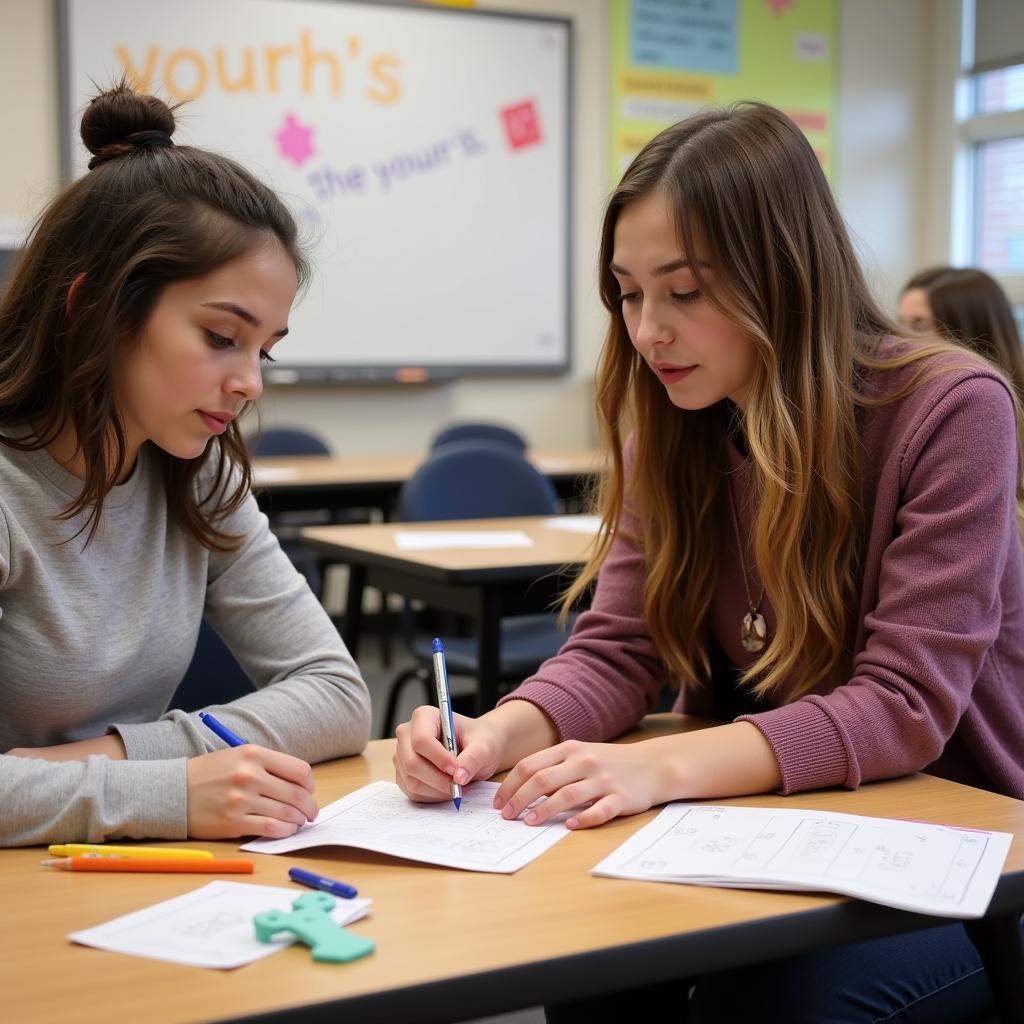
[931,1,1024,310]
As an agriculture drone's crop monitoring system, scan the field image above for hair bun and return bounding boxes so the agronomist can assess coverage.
[81,80,176,167]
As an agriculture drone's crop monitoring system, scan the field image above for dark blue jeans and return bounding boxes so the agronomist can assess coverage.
[545,923,994,1024]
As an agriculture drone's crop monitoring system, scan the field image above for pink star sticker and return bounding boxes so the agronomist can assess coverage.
[765,0,794,14]
[275,114,315,168]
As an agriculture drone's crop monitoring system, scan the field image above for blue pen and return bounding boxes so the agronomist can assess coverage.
[198,711,248,747]
[289,866,358,899]
[431,638,462,811]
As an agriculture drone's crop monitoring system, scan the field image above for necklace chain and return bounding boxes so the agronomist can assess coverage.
[726,476,765,614]
[727,475,768,653]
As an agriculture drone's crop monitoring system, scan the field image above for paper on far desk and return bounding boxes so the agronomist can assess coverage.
[543,515,601,535]
[251,466,300,482]
[592,804,1012,918]
[67,880,372,969]
[243,781,571,873]
[393,530,533,550]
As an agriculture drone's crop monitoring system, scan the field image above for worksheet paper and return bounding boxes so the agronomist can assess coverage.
[393,530,534,550]
[243,781,571,873]
[67,880,372,969]
[592,804,1011,918]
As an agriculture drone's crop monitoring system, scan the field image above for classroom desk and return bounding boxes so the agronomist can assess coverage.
[252,447,602,518]
[5,715,1024,1024]
[301,515,595,713]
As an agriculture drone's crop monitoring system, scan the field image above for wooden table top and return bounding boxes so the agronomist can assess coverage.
[252,448,603,489]
[301,514,598,577]
[6,715,1024,1024]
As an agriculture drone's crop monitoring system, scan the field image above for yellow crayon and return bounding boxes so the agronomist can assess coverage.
[47,844,214,860]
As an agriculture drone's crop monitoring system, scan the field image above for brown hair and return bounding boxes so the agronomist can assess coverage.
[903,265,955,291]
[562,102,1015,702]
[903,267,1024,400]
[0,81,308,548]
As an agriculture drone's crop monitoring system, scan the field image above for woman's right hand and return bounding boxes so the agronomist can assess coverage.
[185,745,319,839]
[394,706,505,802]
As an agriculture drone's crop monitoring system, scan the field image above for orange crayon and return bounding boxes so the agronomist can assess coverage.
[41,857,254,874]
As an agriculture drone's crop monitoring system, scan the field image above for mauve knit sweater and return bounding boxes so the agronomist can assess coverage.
[500,349,1024,799]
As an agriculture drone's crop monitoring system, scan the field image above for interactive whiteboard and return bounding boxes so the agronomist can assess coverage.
[61,0,572,381]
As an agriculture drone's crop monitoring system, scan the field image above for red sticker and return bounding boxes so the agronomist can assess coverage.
[501,100,542,150]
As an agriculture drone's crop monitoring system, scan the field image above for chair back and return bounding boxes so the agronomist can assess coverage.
[248,427,331,456]
[430,421,527,454]
[399,441,557,521]
[167,619,255,712]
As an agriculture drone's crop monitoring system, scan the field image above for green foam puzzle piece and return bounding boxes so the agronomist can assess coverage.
[253,891,375,963]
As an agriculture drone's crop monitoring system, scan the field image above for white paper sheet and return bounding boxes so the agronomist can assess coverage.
[592,804,1012,918]
[67,880,372,969]
[243,781,571,873]
[251,466,300,482]
[542,515,601,535]
[393,530,534,550]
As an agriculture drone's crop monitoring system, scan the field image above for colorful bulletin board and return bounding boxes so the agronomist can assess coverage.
[611,0,836,185]
[60,0,571,381]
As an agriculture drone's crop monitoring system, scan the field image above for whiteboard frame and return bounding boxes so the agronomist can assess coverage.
[56,0,574,385]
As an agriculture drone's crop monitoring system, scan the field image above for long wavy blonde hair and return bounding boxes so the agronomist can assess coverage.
[563,102,1024,701]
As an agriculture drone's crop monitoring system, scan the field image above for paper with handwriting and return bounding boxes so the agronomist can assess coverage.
[591,804,1011,917]
[68,880,372,969]
[243,781,571,873]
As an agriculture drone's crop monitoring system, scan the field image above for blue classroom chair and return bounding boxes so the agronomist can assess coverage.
[380,440,576,737]
[429,421,527,455]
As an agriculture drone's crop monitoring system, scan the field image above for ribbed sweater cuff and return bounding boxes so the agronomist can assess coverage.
[498,682,602,742]
[738,700,851,794]
[99,758,189,840]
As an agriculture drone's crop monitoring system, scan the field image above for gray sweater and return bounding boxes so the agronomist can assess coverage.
[0,440,371,846]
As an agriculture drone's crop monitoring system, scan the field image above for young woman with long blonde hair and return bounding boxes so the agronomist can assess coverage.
[395,103,1024,1021]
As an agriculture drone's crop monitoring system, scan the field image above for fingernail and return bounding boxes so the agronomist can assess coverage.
[444,765,455,776]
[455,768,468,785]
[567,818,579,830]
[501,804,515,819]
[492,796,502,809]
[525,811,538,825]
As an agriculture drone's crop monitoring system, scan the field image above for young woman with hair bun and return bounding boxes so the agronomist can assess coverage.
[0,82,370,846]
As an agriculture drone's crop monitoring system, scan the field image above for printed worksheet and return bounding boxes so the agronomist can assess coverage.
[592,804,1012,918]
[68,880,372,969]
[242,781,572,873]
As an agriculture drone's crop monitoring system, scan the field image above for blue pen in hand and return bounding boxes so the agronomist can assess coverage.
[198,711,248,747]
[431,638,462,811]
[288,866,358,899]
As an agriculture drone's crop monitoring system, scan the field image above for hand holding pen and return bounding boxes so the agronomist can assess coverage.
[392,691,509,805]
[184,712,319,840]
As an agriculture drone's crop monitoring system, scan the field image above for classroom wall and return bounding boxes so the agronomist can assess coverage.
[0,0,933,456]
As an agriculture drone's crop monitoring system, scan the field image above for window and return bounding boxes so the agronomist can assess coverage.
[975,64,1024,115]
[975,135,1024,275]
[951,2,1024,321]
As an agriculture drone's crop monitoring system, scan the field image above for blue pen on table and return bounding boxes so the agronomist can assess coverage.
[431,638,462,811]
[198,711,248,748]
[288,866,358,899]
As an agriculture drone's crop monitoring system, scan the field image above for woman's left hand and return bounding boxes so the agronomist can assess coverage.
[492,739,673,830]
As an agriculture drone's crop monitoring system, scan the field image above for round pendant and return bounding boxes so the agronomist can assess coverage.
[741,610,767,653]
